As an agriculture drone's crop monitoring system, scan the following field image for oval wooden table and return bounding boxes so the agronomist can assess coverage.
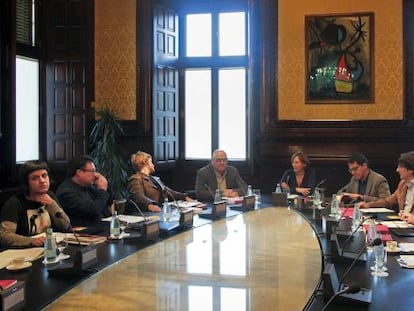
[46,207,322,310]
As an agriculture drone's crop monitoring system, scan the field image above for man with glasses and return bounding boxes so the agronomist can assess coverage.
[338,152,390,203]
[56,155,112,226]
[195,149,248,202]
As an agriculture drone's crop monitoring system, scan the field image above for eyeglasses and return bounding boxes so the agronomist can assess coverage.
[80,168,96,173]
[214,158,228,163]
[348,165,360,173]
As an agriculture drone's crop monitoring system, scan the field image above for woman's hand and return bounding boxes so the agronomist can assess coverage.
[296,187,311,196]
[148,204,161,212]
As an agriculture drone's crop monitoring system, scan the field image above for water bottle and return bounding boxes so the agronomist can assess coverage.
[163,198,171,221]
[247,185,253,196]
[367,218,377,244]
[275,183,282,193]
[110,211,121,237]
[351,203,361,230]
[330,194,340,218]
[214,189,222,203]
[44,227,57,263]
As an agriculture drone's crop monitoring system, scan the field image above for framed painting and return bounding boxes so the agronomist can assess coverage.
[305,12,374,103]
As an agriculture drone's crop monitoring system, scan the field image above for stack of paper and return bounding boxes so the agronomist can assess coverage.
[0,248,44,269]
[397,255,414,268]
[399,243,414,252]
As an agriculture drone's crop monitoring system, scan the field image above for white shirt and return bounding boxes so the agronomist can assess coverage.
[404,179,414,213]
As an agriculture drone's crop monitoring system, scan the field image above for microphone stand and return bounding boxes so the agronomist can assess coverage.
[165,189,193,229]
[337,238,382,291]
[127,199,160,240]
[55,212,82,247]
[203,183,216,201]
[48,213,98,275]
[321,284,361,311]
[340,215,377,256]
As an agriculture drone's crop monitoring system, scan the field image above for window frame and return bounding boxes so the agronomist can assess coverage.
[177,1,250,161]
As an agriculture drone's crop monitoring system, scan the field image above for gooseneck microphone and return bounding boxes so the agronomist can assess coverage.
[340,214,378,256]
[337,237,382,291]
[203,183,216,201]
[127,199,149,221]
[321,283,361,311]
[55,212,82,247]
[235,178,247,196]
[316,178,327,189]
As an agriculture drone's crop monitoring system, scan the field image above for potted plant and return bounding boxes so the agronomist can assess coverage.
[89,105,131,200]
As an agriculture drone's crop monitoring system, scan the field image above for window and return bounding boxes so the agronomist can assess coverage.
[182,6,248,160]
[16,57,39,162]
[15,0,40,162]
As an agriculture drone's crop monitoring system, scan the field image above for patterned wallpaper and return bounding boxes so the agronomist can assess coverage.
[94,0,136,120]
[94,0,403,121]
[278,0,403,120]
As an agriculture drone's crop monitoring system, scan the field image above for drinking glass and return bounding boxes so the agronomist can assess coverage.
[57,234,70,260]
[163,203,171,222]
[365,220,377,252]
[371,246,389,277]
[313,188,321,207]
[253,189,261,206]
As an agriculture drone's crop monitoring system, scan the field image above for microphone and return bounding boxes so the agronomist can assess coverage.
[126,199,159,240]
[127,199,149,222]
[316,178,326,189]
[340,215,378,256]
[55,212,82,247]
[337,237,382,291]
[330,205,353,237]
[203,183,216,201]
[235,178,247,196]
[321,283,361,311]
[48,212,99,276]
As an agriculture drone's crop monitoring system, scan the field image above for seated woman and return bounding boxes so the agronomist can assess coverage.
[0,161,70,247]
[128,151,193,213]
[279,151,316,196]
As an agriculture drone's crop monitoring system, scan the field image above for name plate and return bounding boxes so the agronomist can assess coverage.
[179,209,193,228]
[0,281,25,311]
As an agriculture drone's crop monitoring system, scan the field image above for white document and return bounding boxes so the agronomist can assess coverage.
[0,247,44,269]
[360,208,395,213]
[177,200,202,208]
[381,221,413,228]
[399,243,414,252]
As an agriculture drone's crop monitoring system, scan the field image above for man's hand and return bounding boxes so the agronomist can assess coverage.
[31,236,45,246]
[94,173,108,191]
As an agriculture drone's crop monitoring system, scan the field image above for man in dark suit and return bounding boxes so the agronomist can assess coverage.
[338,152,391,203]
[195,149,247,202]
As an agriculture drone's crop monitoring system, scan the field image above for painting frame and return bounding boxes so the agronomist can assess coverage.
[305,12,374,104]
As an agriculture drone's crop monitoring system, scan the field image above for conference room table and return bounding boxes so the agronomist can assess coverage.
[44,206,322,310]
[1,197,414,310]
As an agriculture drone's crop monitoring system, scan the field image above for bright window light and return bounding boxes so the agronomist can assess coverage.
[219,12,246,56]
[186,14,212,57]
[185,69,212,159]
[16,56,39,162]
[218,69,246,160]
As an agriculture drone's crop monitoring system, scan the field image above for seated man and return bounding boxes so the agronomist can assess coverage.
[195,149,248,202]
[337,152,390,203]
[128,151,193,212]
[56,155,112,226]
[0,161,70,247]
[361,151,414,212]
